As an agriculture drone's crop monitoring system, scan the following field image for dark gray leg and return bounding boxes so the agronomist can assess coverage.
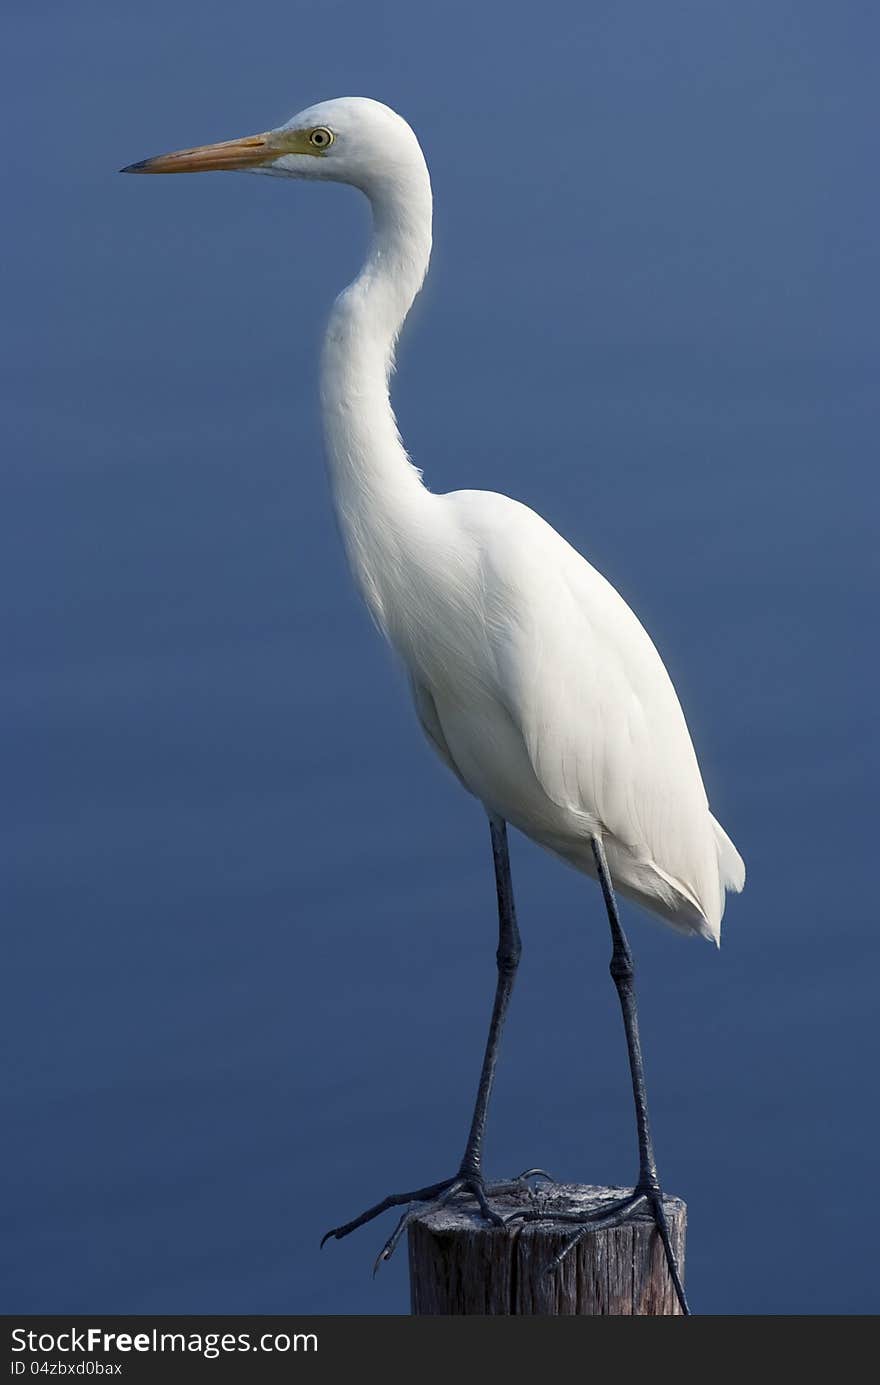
[592,835,660,1189]
[507,835,689,1314]
[321,814,533,1268]
[592,835,689,1314]
[458,814,522,1176]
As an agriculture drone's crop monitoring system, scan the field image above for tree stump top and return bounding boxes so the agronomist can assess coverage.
[408,1182,686,1315]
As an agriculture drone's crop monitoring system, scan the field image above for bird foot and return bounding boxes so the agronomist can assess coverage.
[506,1182,690,1314]
[321,1167,553,1273]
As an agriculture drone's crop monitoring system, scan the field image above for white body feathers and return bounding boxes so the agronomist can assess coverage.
[312,98,743,943]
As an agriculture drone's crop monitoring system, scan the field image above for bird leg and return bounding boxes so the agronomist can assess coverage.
[592,834,689,1312]
[457,814,522,1179]
[321,815,533,1269]
[505,836,689,1314]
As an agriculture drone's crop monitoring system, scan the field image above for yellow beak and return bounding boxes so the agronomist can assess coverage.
[120,131,278,175]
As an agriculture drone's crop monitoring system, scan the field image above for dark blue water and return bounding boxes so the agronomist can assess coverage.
[3,2,877,1314]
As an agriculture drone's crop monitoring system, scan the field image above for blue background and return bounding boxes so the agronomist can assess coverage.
[2,1,877,1314]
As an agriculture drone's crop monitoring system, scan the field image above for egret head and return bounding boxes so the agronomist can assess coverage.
[120,96,424,195]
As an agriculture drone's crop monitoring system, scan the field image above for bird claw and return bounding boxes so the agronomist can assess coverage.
[508,1184,689,1313]
[322,1169,512,1271]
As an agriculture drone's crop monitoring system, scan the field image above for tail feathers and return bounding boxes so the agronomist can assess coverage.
[712,815,745,894]
[697,816,746,949]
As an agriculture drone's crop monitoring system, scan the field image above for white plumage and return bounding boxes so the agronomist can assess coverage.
[123,94,744,944]
[310,98,744,943]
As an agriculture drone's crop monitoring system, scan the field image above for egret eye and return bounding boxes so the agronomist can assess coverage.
[309,127,334,150]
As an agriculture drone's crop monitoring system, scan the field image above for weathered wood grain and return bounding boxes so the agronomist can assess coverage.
[408,1182,686,1315]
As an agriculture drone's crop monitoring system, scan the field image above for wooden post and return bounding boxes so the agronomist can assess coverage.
[408,1182,686,1315]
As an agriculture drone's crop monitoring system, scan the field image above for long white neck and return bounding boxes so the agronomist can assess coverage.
[320,155,434,629]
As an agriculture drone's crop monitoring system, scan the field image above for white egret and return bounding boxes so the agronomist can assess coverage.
[122,97,744,1314]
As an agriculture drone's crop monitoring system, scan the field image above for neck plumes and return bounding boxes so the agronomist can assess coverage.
[320,155,434,629]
